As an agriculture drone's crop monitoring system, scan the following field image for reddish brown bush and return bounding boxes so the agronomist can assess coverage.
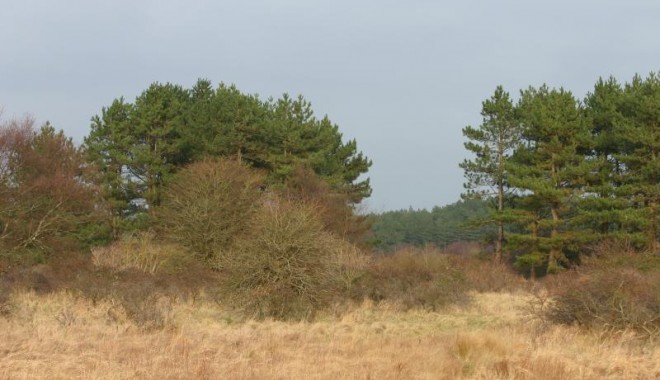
[283,166,371,244]
[544,249,660,338]
[0,117,103,260]
[357,246,471,310]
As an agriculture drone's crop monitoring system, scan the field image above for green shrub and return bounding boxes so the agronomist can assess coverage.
[218,201,347,320]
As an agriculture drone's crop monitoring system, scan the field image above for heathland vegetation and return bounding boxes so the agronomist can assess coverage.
[0,74,658,379]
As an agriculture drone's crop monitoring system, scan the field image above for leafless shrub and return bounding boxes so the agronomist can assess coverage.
[542,248,660,339]
[218,200,347,320]
[0,285,11,317]
[446,253,528,293]
[156,158,264,262]
[118,291,174,331]
[0,116,103,257]
[546,268,660,339]
[283,166,371,243]
[334,241,371,295]
[359,247,471,310]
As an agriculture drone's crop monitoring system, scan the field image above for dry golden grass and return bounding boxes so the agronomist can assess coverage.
[91,232,189,275]
[0,291,657,379]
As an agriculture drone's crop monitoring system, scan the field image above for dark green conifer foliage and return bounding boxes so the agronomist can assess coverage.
[460,86,520,262]
[85,80,371,236]
[617,74,660,251]
[579,77,628,239]
[370,199,492,252]
[130,83,190,209]
[266,94,372,202]
[508,86,592,273]
[85,98,139,235]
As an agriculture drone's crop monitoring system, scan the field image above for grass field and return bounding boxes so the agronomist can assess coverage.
[1,290,657,379]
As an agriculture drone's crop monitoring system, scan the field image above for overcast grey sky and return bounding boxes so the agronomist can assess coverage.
[1,1,659,211]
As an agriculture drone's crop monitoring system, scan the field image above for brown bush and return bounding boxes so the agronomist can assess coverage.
[0,117,104,256]
[442,241,483,256]
[283,166,371,244]
[0,281,11,316]
[218,200,349,320]
[0,245,216,326]
[114,286,176,331]
[156,158,264,262]
[333,241,371,296]
[545,251,660,338]
[358,246,471,310]
[446,254,528,293]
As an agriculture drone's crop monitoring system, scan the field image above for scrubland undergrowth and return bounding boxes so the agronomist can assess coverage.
[1,244,658,379]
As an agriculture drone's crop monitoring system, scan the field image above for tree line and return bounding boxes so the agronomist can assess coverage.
[84,80,371,237]
[461,73,659,275]
[0,80,372,261]
[369,199,493,252]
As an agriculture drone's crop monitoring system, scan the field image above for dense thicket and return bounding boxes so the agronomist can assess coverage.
[370,199,493,252]
[84,80,371,236]
[462,73,659,274]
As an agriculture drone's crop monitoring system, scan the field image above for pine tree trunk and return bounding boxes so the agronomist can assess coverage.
[495,222,503,263]
[651,148,658,253]
[549,206,561,273]
[531,218,539,280]
[495,143,505,263]
[650,199,657,253]
[599,154,611,235]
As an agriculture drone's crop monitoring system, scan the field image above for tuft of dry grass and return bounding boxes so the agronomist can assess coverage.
[0,290,657,379]
[91,232,189,275]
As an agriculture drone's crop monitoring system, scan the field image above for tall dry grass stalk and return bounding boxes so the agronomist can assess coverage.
[0,290,657,379]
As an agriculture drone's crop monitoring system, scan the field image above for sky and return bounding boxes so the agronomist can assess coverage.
[1,1,659,212]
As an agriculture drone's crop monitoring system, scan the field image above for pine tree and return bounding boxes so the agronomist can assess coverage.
[460,86,520,262]
[509,85,591,273]
[267,94,372,202]
[84,98,139,236]
[130,83,190,209]
[579,77,628,239]
[617,73,660,252]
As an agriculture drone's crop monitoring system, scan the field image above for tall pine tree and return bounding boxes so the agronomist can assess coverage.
[460,86,520,262]
[580,77,628,239]
[509,85,591,273]
[617,73,660,252]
